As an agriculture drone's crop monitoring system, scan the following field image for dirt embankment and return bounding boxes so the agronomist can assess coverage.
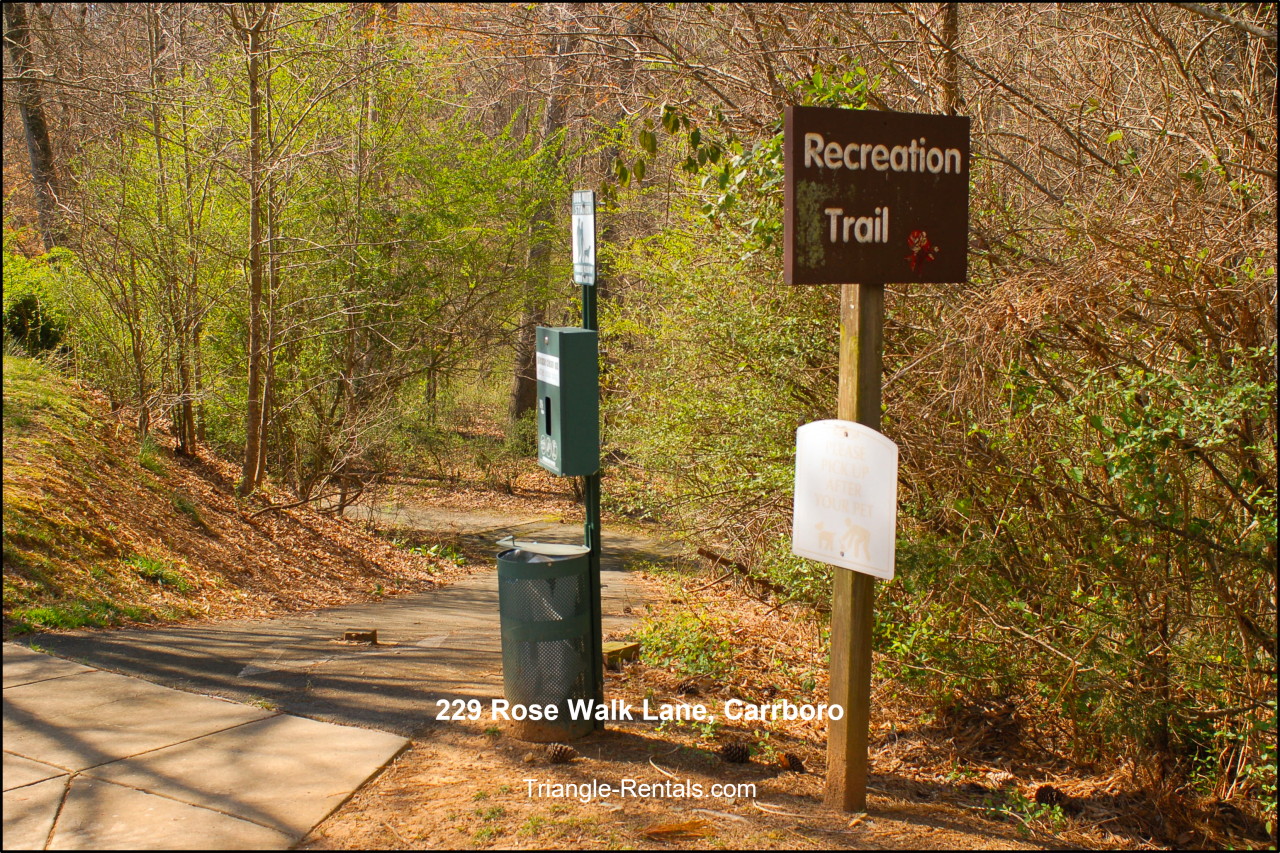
[2,355,464,637]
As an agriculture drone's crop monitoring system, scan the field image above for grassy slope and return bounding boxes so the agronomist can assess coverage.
[2,355,457,637]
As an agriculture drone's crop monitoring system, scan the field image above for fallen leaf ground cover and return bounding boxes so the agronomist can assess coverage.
[305,546,1272,850]
[2,355,468,638]
[300,712,1046,851]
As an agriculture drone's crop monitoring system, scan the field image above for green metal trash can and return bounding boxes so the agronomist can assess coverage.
[496,541,594,742]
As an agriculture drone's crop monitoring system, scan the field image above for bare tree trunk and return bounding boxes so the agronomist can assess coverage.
[257,363,272,481]
[129,257,150,435]
[509,5,574,427]
[193,329,206,443]
[147,3,197,457]
[509,301,544,426]
[256,193,277,485]
[240,22,264,493]
[4,1,60,250]
[233,3,274,496]
[173,6,198,454]
[331,6,372,500]
[175,342,195,452]
[940,2,960,116]
[180,122,199,449]
[255,28,281,488]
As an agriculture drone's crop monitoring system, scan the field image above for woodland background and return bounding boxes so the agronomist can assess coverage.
[3,1,1275,830]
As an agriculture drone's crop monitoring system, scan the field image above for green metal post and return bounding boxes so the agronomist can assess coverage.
[582,281,604,727]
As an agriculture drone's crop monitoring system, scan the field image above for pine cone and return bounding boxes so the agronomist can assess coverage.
[719,742,751,764]
[546,743,577,764]
[779,752,805,773]
[1034,783,1065,806]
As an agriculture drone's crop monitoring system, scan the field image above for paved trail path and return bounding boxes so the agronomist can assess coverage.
[4,506,671,848]
[17,507,669,736]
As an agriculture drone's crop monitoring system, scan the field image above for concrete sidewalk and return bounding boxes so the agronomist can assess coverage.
[3,645,407,850]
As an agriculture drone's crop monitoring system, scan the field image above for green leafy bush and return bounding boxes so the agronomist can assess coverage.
[505,408,538,458]
[631,610,736,678]
[2,236,71,355]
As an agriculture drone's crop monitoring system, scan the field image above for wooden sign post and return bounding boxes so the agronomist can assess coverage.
[828,280,882,811]
[783,106,969,812]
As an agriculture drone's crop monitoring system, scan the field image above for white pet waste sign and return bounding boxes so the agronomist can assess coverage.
[791,420,898,580]
[572,190,596,286]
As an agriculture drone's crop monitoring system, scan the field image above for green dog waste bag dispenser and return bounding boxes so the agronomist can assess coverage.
[535,327,599,477]
[496,540,594,742]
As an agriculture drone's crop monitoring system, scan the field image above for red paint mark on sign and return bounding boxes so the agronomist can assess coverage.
[906,230,937,274]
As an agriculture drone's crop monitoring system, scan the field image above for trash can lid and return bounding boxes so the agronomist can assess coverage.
[497,536,590,557]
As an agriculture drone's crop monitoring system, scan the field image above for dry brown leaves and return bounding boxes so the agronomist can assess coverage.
[611,561,1202,850]
[2,379,472,635]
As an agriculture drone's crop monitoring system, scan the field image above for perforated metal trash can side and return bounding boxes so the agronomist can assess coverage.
[496,548,595,742]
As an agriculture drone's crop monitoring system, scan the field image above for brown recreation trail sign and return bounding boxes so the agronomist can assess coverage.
[783,106,970,285]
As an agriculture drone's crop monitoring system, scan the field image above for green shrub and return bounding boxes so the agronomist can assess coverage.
[2,238,70,355]
[125,554,190,592]
[758,532,831,607]
[505,408,538,457]
[631,610,736,678]
[3,293,63,354]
